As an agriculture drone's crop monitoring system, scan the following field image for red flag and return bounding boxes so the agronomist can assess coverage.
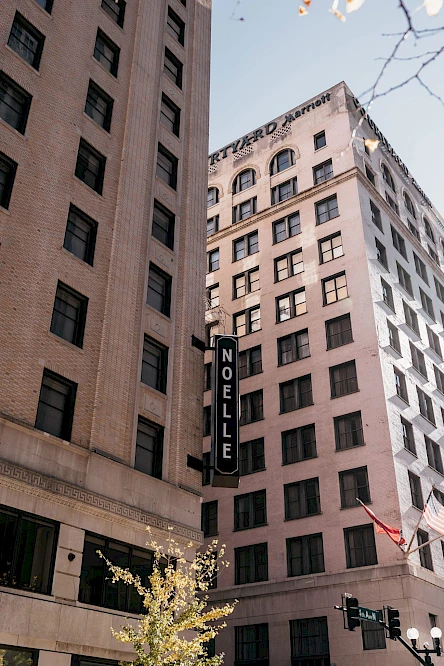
[357,499,406,546]
[424,494,444,536]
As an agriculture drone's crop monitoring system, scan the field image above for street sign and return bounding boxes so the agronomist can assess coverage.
[358,607,382,623]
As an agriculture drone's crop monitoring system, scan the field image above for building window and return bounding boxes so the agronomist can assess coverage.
[435,365,444,394]
[314,130,326,150]
[339,466,370,508]
[0,505,57,595]
[35,0,53,12]
[207,283,219,308]
[233,197,257,223]
[234,268,260,299]
[135,418,163,478]
[204,362,212,391]
[207,215,219,237]
[385,191,400,215]
[207,187,219,208]
[141,336,168,393]
[388,320,401,354]
[276,288,306,322]
[409,220,421,240]
[382,163,396,191]
[0,646,38,665]
[234,490,266,531]
[166,7,185,45]
[202,501,218,537]
[391,226,407,259]
[397,262,413,296]
[425,435,443,473]
[381,278,395,311]
[409,471,423,510]
[240,438,265,476]
[429,245,440,266]
[0,72,32,134]
[284,478,320,520]
[63,205,98,265]
[315,195,339,224]
[375,238,388,269]
[75,139,106,194]
[101,0,126,26]
[35,369,77,441]
[403,301,419,336]
[164,47,183,88]
[362,620,386,651]
[282,424,316,465]
[203,405,211,436]
[344,524,377,568]
[202,451,210,486]
[419,289,435,321]
[330,360,358,398]
[365,165,376,186]
[414,253,429,284]
[334,411,364,450]
[240,390,263,425]
[313,159,333,185]
[270,149,295,175]
[417,387,435,425]
[287,534,324,577]
[272,212,300,243]
[147,264,172,317]
[160,93,180,137]
[325,314,353,351]
[401,417,416,454]
[280,375,313,413]
[93,29,120,76]
[271,177,298,204]
[239,346,262,379]
[233,169,256,194]
[424,216,435,243]
[275,249,303,281]
[157,143,178,189]
[319,232,343,264]
[322,272,348,305]
[207,248,219,273]
[417,529,433,570]
[72,659,120,666]
[370,200,383,231]
[290,617,330,666]
[410,341,427,378]
[278,329,310,365]
[8,13,45,70]
[50,282,88,348]
[404,192,417,219]
[79,532,154,612]
[394,367,408,403]
[235,624,269,665]
[152,199,175,250]
[233,231,259,260]
[0,152,17,210]
[235,544,268,585]
[427,326,442,358]
[234,306,261,337]
[85,80,113,132]
[435,277,444,304]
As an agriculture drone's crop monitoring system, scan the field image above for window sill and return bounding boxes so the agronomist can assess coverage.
[403,447,417,458]
[145,303,171,321]
[233,523,268,533]
[282,455,318,466]
[61,246,95,270]
[272,231,302,246]
[0,114,27,141]
[330,390,360,400]
[315,213,340,227]
[322,296,349,307]
[73,174,103,200]
[48,330,85,353]
[91,55,119,82]
[237,329,262,338]
[314,144,327,153]
[0,205,11,216]
[239,370,264,380]
[155,175,178,194]
[77,600,141,619]
[427,465,444,478]
[82,111,111,137]
[240,417,265,427]
[279,403,314,415]
[0,584,53,602]
[100,5,125,31]
[5,44,41,75]
[340,501,372,510]
[284,512,322,522]
[140,382,168,399]
[276,312,308,324]
[239,467,267,477]
[278,355,311,368]
[326,339,354,351]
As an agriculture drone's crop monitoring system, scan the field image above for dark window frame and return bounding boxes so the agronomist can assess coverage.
[141,336,168,394]
[202,500,218,537]
[284,478,321,520]
[147,263,172,317]
[50,281,88,348]
[276,287,307,322]
[239,345,262,379]
[233,267,260,299]
[8,12,45,70]
[164,47,183,88]
[277,329,310,366]
[234,490,267,531]
[313,159,333,185]
[339,466,371,508]
[0,71,32,134]
[233,230,258,261]
[329,360,358,398]
[282,424,316,465]
[85,79,114,132]
[286,533,325,577]
[314,131,326,150]
[93,29,120,77]
[315,194,339,225]
[156,143,178,190]
[135,417,163,479]
[344,523,378,568]
[101,0,126,27]
[326,313,353,350]
[234,543,268,585]
[35,369,77,441]
[75,138,106,195]
[152,199,175,250]
[240,389,264,426]
[334,411,364,451]
[160,93,181,137]
[279,375,313,413]
[166,6,185,45]
[0,151,17,210]
[232,196,257,223]
[239,438,265,476]
[233,305,261,337]
[272,212,301,244]
[271,177,298,205]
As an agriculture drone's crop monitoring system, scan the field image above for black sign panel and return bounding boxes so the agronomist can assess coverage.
[211,334,239,488]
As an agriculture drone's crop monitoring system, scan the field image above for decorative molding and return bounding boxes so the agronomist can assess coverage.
[0,458,203,545]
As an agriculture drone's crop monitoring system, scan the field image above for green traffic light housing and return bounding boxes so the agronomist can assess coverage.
[345,596,360,631]
[387,607,401,640]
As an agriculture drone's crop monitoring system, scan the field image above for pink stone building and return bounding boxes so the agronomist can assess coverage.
[203,81,444,666]
[0,0,210,663]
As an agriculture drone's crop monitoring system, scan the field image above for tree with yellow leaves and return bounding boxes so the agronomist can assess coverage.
[99,529,237,666]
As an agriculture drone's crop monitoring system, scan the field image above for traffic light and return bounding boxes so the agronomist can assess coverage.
[345,596,360,631]
[387,607,401,639]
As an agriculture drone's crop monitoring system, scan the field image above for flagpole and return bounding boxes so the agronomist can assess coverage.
[406,487,434,555]
[407,534,442,556]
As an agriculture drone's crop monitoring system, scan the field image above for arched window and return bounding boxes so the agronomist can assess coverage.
[233,169,256,194]
[207,187,219,208]
[381,163,396,192]
[423,216,435,243]
[403,192,416,220]
[270,149,296,176]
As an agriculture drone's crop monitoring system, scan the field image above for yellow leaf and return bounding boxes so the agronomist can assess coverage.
[424,0,443,16]
[299,5,309,14]
[346,0,365,11]
[303,0,311,5]
[364,138,379,153]
[329,7,346,20]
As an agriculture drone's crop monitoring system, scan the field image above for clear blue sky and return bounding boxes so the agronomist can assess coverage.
[209,0,444,215]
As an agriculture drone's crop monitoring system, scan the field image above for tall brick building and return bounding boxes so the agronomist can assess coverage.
[0,0,210,663]
[203,82,444,665]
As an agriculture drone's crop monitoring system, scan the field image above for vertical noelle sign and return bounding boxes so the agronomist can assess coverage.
[211,335,239,488]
